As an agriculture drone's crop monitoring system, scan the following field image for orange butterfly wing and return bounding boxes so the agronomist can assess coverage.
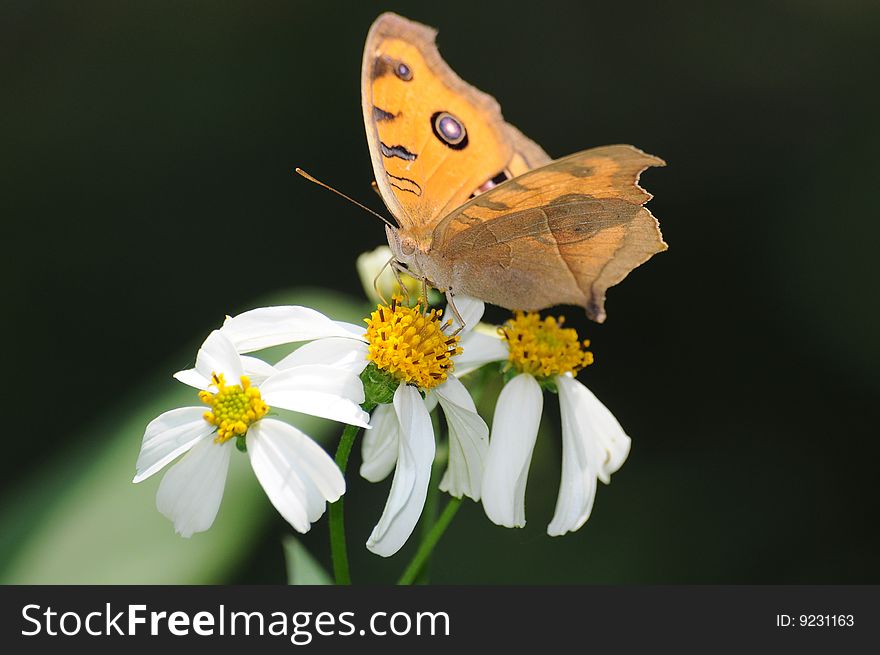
[361,12,549,239]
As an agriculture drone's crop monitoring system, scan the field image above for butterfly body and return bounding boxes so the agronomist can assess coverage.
[363,13,666,322]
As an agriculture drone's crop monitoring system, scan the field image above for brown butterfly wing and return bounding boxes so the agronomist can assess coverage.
[429,145,667,322]
[361,13,549,236]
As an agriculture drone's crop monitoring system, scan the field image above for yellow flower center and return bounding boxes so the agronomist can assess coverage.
[501,311,594,379]
[199,373,269,443]
[364,295,462,390]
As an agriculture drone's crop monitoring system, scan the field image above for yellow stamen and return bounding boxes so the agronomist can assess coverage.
[501,311,594,379]
[364,295,462,390]
[199,373,269,443]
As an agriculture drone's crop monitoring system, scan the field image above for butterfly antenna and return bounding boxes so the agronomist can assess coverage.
[294,168,396,229]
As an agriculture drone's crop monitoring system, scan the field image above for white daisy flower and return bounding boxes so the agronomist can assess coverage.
[480,312,631,536]
[133,328,370,537]
[356,294,504,557]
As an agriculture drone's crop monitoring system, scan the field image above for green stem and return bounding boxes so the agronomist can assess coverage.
[397,496,462,585]
[329,423,360,585]
[414,454,444,584]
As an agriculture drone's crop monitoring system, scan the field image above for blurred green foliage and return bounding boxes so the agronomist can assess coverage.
[284,537,332,585]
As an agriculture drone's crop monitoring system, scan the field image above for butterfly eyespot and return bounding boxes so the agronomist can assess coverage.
[431,111,468,149]
[394,62,413,81]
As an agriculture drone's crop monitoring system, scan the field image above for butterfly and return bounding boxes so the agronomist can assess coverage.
[362,12,666,323]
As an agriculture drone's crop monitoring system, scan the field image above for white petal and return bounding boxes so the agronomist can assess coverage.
[435,376,488,501]
[454,331,509,377]
[481,374,543,528]
[172,368,211,390]
[240,356,277,385]
[446,294,485,334]
[333,321,370,339]
[134,407,214,483]
[366,384,435,557]
[557,374,631,483]
[275,338,369,375]
[155,437,232,538]
[259,364,370,427]
[220,306,366,353]
[175,355,274,390]
[248,418,345,534]
[547,375,602,536]
[360,403,400,482]
[195,330,244,382]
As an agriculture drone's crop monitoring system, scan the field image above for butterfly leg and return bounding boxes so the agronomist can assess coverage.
[388,260,438,317]
[372,255,398,305]
[389,260,413,306]
[445,289,466,336]
[420,275,429,312]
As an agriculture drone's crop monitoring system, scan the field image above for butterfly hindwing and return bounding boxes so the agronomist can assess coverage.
[429,145,667,322]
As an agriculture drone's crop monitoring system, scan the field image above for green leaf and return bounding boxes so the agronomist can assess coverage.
[283,536,333,585]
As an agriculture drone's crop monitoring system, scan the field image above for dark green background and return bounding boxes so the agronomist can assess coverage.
[3,0,878,583]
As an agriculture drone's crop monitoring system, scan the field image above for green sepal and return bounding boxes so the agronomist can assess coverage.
[501,365,519,385]
[538,377,559,394]
[360,361,398,406]
[501,363,557,393]
[235,435,247,453]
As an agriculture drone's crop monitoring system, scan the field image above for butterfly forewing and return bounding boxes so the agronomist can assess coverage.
[361,13,549,235]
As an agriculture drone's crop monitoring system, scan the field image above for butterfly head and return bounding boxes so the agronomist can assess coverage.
[385,223,414,256]
[385,224,430,280]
